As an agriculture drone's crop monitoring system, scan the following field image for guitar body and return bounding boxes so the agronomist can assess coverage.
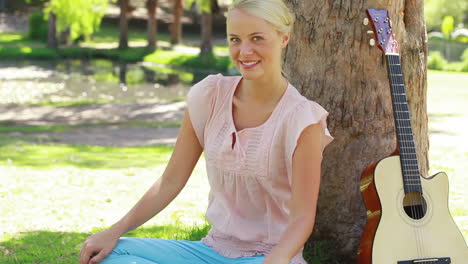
[359,155,468,263]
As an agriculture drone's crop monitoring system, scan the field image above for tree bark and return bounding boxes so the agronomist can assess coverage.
[119,0,129,49]
[283,0,428,262]
[47,11,57,49]
[170,0,183,45]
[146,0,158,50]
[200,11,213,56]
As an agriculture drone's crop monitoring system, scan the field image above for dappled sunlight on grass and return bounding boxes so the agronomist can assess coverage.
[427,71,468,242]
[0,152,210,241]
[0,135,173,169]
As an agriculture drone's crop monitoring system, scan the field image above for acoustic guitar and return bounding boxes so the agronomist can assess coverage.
[357,9,468,264]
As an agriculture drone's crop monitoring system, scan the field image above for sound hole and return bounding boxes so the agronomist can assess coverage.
[402,191,427,220]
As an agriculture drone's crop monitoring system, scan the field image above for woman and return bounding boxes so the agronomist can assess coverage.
[80,0,333,263]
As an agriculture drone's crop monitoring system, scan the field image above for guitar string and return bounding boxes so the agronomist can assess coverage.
[388,54,424,258]
[390,54,424,258]
[388,54,422,258]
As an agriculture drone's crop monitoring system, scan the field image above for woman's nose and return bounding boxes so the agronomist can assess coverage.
[240,43,254,56]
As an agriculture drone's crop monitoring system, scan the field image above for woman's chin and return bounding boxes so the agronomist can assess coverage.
[239,70,264,81]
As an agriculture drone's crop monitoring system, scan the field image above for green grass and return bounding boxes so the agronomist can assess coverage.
[0,71,466,263]
[427,70,468,240]
[0,121,181,134]
[0,135,174,169]
[0,31,232,72]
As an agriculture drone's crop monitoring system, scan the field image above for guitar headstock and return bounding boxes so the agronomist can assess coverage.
[366,9,399,54]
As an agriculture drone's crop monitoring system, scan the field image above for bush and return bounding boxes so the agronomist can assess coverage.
[427,51,448,70]
[461,48,468,72]
[29,12,48,42]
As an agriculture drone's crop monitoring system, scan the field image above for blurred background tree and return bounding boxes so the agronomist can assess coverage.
[44,0,116,44]
[425,0,467,32]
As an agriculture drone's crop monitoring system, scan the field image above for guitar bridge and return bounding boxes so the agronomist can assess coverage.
[397,257,451,264]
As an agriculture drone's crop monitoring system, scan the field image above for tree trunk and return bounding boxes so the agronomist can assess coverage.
[146,0,158,50]
[119,0,129,49]
[283,0,428,262]
[200,11,213,56]
[170,0,183,45]
[47,11,57,49]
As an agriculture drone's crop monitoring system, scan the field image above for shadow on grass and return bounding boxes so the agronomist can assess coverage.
[0,134,173,169]
[0,223,211,264]
[0,223,336,264]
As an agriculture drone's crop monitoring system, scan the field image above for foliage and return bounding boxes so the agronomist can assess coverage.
[185,0,211,13]
[452,28,468,43]
[28,12,48,41]
[44,0,116,41]
[428,51,448,71]
[441,16,455,40]
[425,0,467,31]
[461,48,468,72]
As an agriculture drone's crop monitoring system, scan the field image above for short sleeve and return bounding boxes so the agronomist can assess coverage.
[187,74,221,148]
[286,100,333,163]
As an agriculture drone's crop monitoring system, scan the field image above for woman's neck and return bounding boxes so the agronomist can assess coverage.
[237,73,288,106]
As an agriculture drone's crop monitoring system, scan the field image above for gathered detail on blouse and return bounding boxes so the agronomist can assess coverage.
[187,74,333,264]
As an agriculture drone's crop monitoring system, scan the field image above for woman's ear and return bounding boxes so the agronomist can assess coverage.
[281,32,290,48]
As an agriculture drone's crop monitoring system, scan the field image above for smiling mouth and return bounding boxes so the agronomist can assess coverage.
[240,60,260,67]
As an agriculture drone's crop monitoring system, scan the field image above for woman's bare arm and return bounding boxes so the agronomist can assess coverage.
[264,123,323,263]
[80,110,203,264]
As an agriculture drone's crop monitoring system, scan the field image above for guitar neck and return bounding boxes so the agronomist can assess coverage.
[385,54,422,194]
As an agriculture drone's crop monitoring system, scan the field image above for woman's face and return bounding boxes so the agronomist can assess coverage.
[226,8,289,81]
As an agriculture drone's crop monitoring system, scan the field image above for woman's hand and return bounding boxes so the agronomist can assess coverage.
[79,228,121,264]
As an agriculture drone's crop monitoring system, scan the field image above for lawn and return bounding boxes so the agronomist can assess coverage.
[0,71,466,263]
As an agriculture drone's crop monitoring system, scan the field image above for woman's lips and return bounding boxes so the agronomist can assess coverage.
[240,60,260,69]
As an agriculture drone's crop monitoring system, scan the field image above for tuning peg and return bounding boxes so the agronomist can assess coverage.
[363,18,369,26]
[367,30,374,35]
[369,39,376,46]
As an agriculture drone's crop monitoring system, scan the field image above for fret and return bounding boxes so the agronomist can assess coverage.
[390,75,404,85]
[395,120,411,127]
[397,134,414,141]
[397,127,414,134]
[400,151,416,157]
[391,86,406,94]
[394,104,409,112]
[403,180,421,183]
[401,159,419,165]
[401,153,417,158]
[398,139,413,143]
[402,169,420,173]
[392,94,408,102]
[394,112,410,120]
[403,176,421,182]
[388,64,403,74]
[387,55,401,63]
[400,165,420,170]
[403,177,421,180]
[402,172,421,177]
[403,176,421,179]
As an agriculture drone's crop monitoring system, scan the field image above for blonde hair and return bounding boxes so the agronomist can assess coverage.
[228,0,295,34]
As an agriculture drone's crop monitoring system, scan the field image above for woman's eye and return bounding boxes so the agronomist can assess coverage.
[230,38,240,43]
[253,36,263,41]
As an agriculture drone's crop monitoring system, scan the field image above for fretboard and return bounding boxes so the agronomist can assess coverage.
[386,54,422,194]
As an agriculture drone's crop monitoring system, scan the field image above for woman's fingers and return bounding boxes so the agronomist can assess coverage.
[89,248,111,264]
[80,242,98,264]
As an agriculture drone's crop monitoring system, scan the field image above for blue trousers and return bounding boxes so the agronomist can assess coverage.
[100,237,266,264]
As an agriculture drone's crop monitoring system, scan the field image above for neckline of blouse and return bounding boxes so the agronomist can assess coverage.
[228,76,292,134]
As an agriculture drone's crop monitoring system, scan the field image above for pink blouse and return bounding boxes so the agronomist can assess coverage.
[187,74,333,264]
